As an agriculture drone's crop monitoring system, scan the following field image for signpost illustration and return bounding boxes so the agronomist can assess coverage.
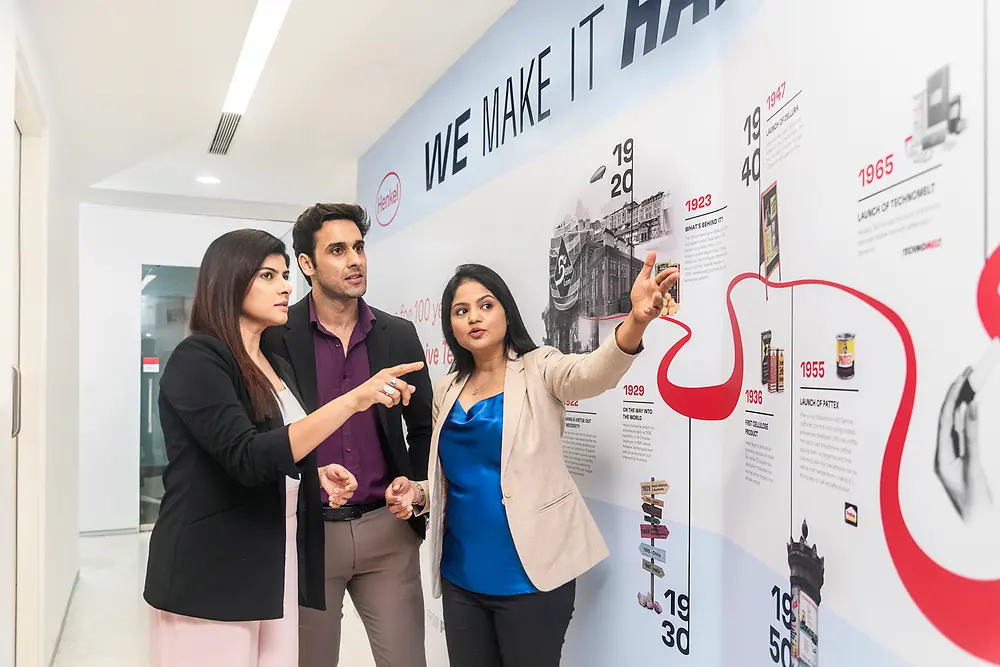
[637,477,670,613]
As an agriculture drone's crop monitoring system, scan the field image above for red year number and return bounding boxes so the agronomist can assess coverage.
[766,81,787,110]
[800,361,825,378]
[565,400,580,407]
[685,194,713,212]
[624,384,646,397]
[745,389,763,405]
[859,153,894,187]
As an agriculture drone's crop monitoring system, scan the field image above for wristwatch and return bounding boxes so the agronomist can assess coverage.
[414,483,426,508]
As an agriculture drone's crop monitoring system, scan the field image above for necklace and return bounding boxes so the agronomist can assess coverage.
[470,368,499,395]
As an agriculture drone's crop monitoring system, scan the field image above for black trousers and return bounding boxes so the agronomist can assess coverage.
[441,577,576,667]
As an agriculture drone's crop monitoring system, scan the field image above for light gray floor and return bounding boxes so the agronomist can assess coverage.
[52,533,377,666]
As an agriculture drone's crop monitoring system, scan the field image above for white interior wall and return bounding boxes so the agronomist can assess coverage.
[77,205,301,533]
[12,8,81,661]
[1,1,76,664]
[38,143,79,667]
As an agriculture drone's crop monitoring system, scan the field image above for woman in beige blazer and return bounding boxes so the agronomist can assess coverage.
[386,255,679,667]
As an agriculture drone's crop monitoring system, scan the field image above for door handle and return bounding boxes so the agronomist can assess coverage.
[11,365,21,438]
[147,378,153,434]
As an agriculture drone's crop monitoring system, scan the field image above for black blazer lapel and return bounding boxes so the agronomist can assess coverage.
[365,312,392,438]
[283,299,320,412]
[270,353,306,413]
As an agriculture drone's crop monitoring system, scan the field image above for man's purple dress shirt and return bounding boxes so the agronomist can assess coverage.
[310,296,391,505]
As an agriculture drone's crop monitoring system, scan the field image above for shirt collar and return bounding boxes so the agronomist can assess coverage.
[357,298,376,336]
[308,293,376,337]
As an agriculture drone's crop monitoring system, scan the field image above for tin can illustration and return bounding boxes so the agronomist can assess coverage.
[836,333,855,379]
[761,330,772,386]
[769,348,779,393]
[777,349,785,393]
[666,262,680,305]
[655,261,681,305]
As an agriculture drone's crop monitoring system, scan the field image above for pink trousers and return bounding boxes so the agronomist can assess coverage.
[149,479,300,667]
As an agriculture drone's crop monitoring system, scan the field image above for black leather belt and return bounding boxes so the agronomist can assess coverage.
[322,499,387,522]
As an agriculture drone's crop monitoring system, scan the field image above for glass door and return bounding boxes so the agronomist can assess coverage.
[278,226,305,305]
[139,264,198,529]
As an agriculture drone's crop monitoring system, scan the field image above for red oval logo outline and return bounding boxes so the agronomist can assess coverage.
[376,172,401,227]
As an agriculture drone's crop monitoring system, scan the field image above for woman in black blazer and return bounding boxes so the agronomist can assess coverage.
[143,229,424,667]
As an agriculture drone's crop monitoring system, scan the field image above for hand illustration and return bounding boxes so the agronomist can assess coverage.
[935,367,993,524]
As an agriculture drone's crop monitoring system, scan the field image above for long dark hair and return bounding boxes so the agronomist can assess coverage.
[190,229,289,421]
[441,264,538,380]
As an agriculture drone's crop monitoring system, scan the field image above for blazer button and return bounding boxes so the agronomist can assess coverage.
[503,488,511,498]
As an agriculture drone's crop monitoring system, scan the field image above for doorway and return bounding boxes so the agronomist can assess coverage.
[6,47,59,666]
[139,264,198,529]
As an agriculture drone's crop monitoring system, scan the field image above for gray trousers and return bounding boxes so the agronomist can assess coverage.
[299,507,427,667]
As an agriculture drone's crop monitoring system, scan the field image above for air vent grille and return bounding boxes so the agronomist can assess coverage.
[208,112,242,155]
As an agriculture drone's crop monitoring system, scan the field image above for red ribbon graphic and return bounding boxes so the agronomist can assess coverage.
[655,258,1000,663]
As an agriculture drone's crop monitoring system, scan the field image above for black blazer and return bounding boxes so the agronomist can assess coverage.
[143,333,326,621]
[261,296,434,538]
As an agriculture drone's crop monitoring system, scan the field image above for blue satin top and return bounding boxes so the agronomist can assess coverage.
[438,393,538,596]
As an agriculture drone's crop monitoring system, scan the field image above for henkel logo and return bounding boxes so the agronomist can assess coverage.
[845,502,858,526]
[376,172,401,227]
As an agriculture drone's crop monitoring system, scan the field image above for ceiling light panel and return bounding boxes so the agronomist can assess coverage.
[221,0,293,115]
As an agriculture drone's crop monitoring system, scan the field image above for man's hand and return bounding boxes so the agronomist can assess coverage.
[319,464,358,508]
[386,476,420,520]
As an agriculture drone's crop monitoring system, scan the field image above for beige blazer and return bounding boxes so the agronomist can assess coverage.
[415,331,641,599]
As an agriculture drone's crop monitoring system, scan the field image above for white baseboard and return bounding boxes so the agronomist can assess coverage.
[78,528,137,538]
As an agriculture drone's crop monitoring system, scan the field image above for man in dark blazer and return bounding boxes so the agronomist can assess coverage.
[261,203,432,667]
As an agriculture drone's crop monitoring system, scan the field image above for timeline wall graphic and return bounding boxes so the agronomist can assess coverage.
[357,0,1000,664]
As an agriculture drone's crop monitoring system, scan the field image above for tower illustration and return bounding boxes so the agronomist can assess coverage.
[787,519,825,667]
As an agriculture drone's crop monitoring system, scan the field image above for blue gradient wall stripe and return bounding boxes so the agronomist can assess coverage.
[358,0,762,240]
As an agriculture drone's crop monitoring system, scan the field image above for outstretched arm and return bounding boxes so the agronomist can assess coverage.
[538,252,679,402]
[400,321,434,480]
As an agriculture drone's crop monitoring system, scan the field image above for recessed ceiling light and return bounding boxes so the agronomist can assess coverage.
[196,176,221,185]
[222,0,293,115]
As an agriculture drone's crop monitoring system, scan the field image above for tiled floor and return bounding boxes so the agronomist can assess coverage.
[52,533,376,666]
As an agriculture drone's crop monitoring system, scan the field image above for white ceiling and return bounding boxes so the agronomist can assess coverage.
[23,0,516,212]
